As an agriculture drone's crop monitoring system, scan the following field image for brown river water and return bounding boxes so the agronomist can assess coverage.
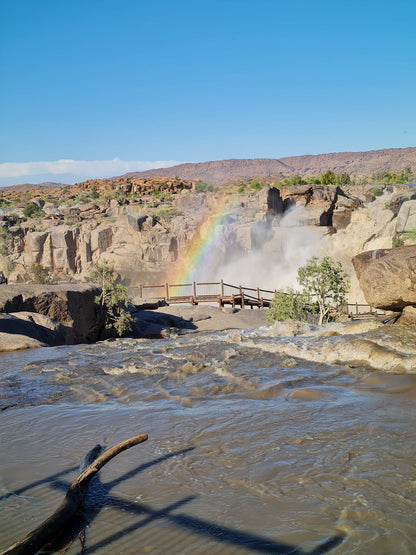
[1,320,416,554]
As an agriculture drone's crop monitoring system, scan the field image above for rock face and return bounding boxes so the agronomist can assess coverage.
[352,246,416,310]
[0,284,103,343]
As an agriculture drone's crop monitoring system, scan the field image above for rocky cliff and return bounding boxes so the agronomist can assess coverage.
[1,180,415,305]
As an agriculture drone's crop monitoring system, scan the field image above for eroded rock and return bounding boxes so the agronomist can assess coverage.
[352,246,416,310]
[0,283,103,343]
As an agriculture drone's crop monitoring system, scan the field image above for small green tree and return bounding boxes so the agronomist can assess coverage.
[115,188,128,205]
[297,256,349,325]
[195,181,215,193]
[249,180,264,191]
[401,166,413,183]
[266,289,313,323]
[23,203,45,219]
[284,174,304,186]
[91,260,133,336]
[320,170,336,185]
[90,185,99,199]
[304,175,321,185]
[335,172,351,186]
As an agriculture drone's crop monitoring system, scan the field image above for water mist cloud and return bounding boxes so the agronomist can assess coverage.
[212,206,323,291]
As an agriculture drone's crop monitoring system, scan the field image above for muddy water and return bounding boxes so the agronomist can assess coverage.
[1,322,416,554]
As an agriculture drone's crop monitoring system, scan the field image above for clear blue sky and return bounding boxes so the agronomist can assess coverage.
[1,0,416,184]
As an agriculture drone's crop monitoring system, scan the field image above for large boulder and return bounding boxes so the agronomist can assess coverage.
[0,283,103,343]
[352,246,416,310]
[0,312,68,351]
[396,200,416,233]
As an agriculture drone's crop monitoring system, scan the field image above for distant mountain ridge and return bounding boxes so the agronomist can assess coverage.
[1,182,67,193]
[117,147,416,184]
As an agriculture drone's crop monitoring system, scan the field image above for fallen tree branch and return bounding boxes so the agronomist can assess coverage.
[3,433,148,555]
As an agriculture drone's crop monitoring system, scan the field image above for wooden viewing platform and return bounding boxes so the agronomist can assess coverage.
[136,280,275,309]
[135,280,385,317]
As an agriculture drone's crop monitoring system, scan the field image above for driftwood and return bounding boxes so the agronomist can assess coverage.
[3,433,148,555]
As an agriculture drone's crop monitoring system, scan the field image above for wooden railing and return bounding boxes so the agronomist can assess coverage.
[134,280,385,317]
[135,280,275,308]
[345,302,385,318]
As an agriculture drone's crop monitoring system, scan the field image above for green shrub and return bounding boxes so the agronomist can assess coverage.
[91,260,133,337]
[23,203,45,219]
[284,174,305,186]
[249,180,263,192]
[371,187,383,197]
[151,188,171,202]
[195,181,215,193]
[266,290,313,323]
[392,236,404,248]
[115,188,128,205]
[75,194,89,203]
[151,208,182,221]
[90,185,100,199]
[30,263,51,284]
[320,170,336,185]
[103,190,116,201]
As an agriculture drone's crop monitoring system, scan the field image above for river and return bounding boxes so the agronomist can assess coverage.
[1,320,416,554]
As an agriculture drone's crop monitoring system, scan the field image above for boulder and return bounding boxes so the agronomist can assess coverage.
[0,312,68,348]
[127,214,149,232]
[0,332,47,352]
[352,246,416,310]
[398,305,416,325]
[396,200,416,233]
[0,283,103,343]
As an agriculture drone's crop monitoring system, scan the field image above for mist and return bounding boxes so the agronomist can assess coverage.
[207,206,323,292]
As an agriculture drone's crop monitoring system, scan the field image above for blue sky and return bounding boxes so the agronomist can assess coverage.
[1,0,416,185]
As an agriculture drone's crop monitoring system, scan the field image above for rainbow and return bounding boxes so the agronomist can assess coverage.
[166,195,237,289]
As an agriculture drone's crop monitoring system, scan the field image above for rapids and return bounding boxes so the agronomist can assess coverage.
[1,322,416,553]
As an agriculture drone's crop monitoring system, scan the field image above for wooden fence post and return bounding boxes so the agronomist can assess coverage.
[165,283,169,300]
[193,281,197,298]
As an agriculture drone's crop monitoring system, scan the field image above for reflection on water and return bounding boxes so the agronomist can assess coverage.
[1,323,416,553]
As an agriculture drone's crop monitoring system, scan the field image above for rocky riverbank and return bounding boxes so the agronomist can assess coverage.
[0,282,269,352]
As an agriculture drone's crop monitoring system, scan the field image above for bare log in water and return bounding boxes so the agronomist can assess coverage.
[3,433,148,555]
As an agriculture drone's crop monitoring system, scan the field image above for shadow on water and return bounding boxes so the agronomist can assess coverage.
[2,446,344,554]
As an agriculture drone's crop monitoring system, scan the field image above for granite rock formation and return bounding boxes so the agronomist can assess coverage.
[352,246,416,310]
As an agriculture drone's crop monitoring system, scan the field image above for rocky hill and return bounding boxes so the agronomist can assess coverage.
[118,147,416,184]
[1,182,68,193]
